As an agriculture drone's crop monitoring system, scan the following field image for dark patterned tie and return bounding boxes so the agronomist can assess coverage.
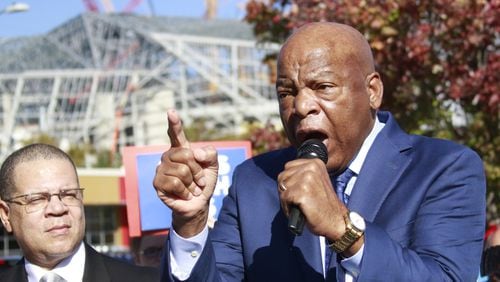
[39,272,66,282]
[325,168,357,272]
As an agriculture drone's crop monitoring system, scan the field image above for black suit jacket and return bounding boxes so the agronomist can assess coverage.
[0,243,159,282]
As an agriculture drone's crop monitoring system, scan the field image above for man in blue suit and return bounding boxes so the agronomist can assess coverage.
[153,22,486,281]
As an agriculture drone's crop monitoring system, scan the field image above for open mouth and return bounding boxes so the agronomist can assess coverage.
[296,131,328,145]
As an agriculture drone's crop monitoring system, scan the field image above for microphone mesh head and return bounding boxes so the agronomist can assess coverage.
[297,139,328,164]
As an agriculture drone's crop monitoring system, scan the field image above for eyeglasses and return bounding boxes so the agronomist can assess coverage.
[3,188,84,213]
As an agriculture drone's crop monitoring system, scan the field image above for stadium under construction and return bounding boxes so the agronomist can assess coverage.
[0,12,280,161]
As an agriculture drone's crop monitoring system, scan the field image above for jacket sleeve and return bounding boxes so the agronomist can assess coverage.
[160,166,245,282]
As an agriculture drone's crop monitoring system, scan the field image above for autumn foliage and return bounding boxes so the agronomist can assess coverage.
[244,0,499,218]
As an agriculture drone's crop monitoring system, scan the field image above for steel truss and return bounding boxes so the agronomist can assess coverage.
[0,13,280,161]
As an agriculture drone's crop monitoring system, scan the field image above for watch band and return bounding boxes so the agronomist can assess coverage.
[328,212,364,253]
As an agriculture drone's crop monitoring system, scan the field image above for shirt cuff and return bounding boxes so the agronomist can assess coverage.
[169,226,209,280]
[339,243,364,278]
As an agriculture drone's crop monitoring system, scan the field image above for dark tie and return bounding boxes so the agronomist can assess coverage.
[39,272,66,282]
[325,168,356,273]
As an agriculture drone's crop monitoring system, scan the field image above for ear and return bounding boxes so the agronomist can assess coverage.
[365,72,383,110]
[0,200,13,233]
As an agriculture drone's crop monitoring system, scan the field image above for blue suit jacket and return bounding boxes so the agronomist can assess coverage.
[162,111,486,281]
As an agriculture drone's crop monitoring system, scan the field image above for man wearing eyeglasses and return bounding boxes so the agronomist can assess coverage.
[0,143,159,282]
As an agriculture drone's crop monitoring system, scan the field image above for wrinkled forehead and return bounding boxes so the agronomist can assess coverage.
[12,158,79,194]
[277,40,361,81]
[279,39,342,65]
[278,22,374,72]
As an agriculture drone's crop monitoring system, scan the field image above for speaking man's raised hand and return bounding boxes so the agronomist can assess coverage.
[153,109,219,237]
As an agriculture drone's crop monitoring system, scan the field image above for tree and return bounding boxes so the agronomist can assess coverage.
[245,121,290,155]
[244,0,499,219]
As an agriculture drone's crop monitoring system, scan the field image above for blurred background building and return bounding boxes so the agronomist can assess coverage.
[0,8,280,262]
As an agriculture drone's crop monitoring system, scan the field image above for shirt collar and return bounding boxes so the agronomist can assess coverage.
[348,115,385,175]
[25,241,86,282]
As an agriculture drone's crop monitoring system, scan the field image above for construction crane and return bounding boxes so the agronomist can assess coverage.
[82,0,144,13]
[205,0,217,19]
[83,0,216,18]
[82,0,99,12]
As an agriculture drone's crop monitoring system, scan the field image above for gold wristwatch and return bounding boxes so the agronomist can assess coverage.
[329,211,365,253]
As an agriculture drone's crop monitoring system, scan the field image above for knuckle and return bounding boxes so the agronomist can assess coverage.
[178,149,193,159]
[301,170,316,182]
[170,178,184,191]
[152,174,167,190]
[152,178,161,189]
[207,146,218,156]
[155,163,162,174]
[187,182,198,192]
[177,165,191,178]
[193,167,204,178]
[168,148,193,162]
[161,150,172,162]
[156,189,166,198]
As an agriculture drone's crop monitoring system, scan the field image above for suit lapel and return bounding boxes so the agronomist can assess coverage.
[82,243,111,282]
[4,260,29,282]
[348,112,413,222]
[17,261,29,282]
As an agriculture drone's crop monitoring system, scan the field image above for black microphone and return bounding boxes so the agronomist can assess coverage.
[288,139,328,236]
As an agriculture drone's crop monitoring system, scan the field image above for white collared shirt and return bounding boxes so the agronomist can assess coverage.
[25,241,86,282]
[345,115,385,198]
[322,115,385,281]
[171,116,385,281]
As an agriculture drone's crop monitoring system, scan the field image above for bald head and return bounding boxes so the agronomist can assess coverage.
[0,143,77,199]
[279,22,375,76]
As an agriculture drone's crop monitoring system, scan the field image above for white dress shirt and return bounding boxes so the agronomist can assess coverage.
[25,241,86,282]
[170,116,385,281]
[324,116,385,281]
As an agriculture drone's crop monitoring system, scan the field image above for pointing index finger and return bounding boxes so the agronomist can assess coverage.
[167,109,190,148]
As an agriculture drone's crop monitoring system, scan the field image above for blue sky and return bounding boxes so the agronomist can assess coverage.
[0,0,246,37]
